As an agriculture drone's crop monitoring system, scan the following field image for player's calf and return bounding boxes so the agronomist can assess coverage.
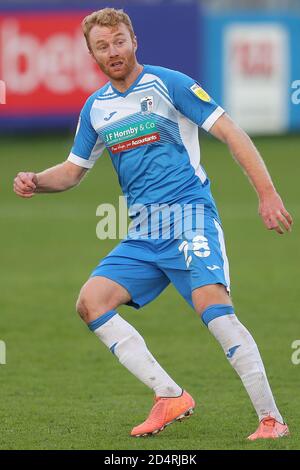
[198,301,286,434]
[76,276,183,423]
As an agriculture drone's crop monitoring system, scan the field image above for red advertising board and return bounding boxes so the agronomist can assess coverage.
[0,12,108,116]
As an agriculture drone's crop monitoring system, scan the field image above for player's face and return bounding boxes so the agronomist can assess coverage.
[88,23,138,81]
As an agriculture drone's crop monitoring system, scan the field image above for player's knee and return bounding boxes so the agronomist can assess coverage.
[76,295,89,322]
[76,293,107,323]
[192,283,231,316]
[76,287,122,323]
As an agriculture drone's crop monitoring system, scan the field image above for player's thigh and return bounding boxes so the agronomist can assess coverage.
[90,240,170,310]
[162,272,231,315]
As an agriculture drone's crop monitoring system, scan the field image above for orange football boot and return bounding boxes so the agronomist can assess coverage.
[247,416,289,440]
[131,390,195,437]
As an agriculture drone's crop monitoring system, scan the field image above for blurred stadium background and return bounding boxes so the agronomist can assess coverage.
[0,0,299,450]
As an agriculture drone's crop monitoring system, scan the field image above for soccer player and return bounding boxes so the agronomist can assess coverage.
[14,8,293,440]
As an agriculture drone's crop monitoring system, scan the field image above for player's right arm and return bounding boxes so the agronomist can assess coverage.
[14,93,104,199]
[14,162,87,198]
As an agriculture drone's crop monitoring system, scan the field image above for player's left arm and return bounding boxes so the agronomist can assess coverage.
[209,113,293,235]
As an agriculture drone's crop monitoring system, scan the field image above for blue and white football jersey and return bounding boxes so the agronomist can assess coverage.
[68,65,224,221]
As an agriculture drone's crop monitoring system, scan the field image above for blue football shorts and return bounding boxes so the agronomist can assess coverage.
[90,214,230,309]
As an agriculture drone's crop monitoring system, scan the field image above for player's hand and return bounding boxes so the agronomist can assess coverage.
[13,172,38,198]
[259,190,293,235]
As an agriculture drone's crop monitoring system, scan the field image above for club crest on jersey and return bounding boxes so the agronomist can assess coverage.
[190,84,211,102]
[140,96,154,114]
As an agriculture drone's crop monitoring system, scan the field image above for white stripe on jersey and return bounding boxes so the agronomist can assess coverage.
[177,110,205,183]
[68,137,104,169]
[214,219,231,289]
[202,106,225,132]
[138,73,169,92]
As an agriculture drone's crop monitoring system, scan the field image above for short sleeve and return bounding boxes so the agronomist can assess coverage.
[167,70,224,131]
[68,94,105,169]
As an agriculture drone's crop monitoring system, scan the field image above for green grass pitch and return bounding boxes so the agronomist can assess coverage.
[0,132,299,450]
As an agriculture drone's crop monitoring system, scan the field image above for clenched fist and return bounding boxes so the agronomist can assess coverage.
[13,172,38,198]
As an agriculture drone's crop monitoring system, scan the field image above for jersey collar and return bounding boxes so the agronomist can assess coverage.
[110,65,147,98]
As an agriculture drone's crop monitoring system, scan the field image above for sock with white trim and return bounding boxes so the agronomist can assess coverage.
[201,304,284,423]
[89,310,182,398]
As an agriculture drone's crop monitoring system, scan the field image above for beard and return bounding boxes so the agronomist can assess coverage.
[96,51,137,81]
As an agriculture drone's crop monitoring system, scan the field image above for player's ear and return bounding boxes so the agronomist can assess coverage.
[133,35,138,53]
